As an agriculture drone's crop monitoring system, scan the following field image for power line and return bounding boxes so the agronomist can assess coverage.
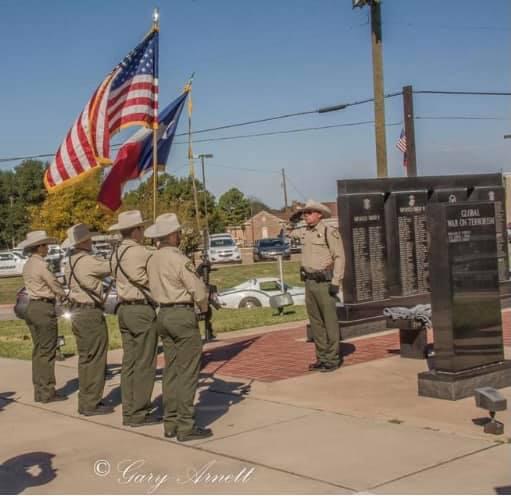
[174,120,402,145]
[285,175,307,201]
[415,90,511,96]
[0,90,510,166]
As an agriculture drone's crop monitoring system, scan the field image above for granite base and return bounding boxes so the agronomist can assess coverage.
[418,360,511,401]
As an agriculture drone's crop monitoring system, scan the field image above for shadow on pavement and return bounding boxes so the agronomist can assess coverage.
[0,452,56,494]
[195,374,251,427]
[201,335,261,373]
[339,342,356,359]
[57,378,78,398]
[0,392,15,412]
[495,487,511,495]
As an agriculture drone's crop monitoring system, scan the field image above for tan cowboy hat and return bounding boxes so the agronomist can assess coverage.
[19,230,57,249]
[108,210,149,232]
[144,213,181,239]
[66,223,93,247]
[290,199,332,222]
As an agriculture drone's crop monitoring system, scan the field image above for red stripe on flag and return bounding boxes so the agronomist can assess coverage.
[109,113,154,133]
[65,131,85,175]
[55,150,70,182]
[76,115,96,166]
[108,97,156,119]
[108,82,156,107]
[45,168,55,188]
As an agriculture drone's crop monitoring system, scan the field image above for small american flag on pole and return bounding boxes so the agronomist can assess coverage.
[44,29,158,191]
[396,128,408,168]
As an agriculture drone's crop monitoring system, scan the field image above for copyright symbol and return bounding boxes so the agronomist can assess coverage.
[94,459,111,477]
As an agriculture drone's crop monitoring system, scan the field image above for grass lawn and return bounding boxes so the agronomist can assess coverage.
[210,260,302,289]
[0,305,307,360]
[0,262,302,304]
[0,276,23,304]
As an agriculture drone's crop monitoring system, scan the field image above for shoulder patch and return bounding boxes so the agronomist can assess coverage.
[185,261,197,275]
[329,229,340,240]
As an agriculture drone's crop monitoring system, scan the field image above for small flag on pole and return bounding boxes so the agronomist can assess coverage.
[396,128,408,168]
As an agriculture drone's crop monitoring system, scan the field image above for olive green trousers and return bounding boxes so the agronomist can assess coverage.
[25,300,58,401]
[118,304,158,423]
[157,307,202,435]
[71,307,108,412]
[305,280,340,366]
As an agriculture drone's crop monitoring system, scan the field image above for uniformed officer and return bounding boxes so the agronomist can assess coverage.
[20,230,67,403]
[108,210,160,427]
[145,213,213,442]
[64,224,113,416]
[288,200,345,372]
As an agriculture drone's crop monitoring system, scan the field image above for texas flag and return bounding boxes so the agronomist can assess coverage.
[97,91,188,211]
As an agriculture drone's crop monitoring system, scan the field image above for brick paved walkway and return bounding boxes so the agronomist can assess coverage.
[156,311,511,383]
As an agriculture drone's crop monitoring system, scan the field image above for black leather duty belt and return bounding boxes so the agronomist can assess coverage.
[70,302,101,309]
[159,303,194,308]
[33,298,56,304]
[120,299,147,305]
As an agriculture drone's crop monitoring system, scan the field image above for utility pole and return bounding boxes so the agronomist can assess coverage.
[402,85,417,177]
[281,168,289,211]
[353,0,388,177]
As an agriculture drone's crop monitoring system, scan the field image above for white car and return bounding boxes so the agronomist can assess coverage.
[208,235,241,264]
[0,251,27,277]
[217,277,305,309]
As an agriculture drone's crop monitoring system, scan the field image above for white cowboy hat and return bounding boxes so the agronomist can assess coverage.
[18,230,57,249]
[290,199,332,222]
[66,223,93,247]
[108,210,149,232]
[144,213,181,239]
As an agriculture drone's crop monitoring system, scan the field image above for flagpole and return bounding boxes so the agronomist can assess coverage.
[152,8,160,222]
[187,82,201,233]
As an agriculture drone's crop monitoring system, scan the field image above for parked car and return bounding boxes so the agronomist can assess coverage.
[13,278,119,320]
[0,251,27,278]
[207,234,241,264]
[217,277,305,309]
[92,242,113,259]
[253,238,290,262]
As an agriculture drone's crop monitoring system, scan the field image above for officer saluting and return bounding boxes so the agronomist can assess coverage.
[20,230,67,403]
[64,224,113,416]
[108,210,160,427]
[145,213,213,442]
[289,200,345,372]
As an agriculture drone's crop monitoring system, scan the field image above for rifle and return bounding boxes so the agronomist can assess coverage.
[196,229,220,342]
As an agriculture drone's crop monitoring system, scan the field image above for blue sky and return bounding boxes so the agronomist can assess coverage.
[1,0,510,208]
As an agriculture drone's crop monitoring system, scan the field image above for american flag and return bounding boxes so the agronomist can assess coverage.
[396,128,408,168]
[44,30,158,191]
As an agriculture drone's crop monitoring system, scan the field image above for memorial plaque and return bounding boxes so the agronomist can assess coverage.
[427,201,504,372]
[339,193,388,303]
[385,190,428,296]
[428,187,468,204]
[469,186,509,281]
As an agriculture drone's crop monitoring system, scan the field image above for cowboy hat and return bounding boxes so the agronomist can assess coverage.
[108,210,149,232]
[18,230,57,249]
[144,213,182,239]
[290,199,332,222]
[66,223,93,247]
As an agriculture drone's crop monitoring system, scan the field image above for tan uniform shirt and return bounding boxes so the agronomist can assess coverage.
[110,239,153,301]
[147,246,208,312]
[65,250,111,304]
[23,254,65,300]
[290,220,345,286]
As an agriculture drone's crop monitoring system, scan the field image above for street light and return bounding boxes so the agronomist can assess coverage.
[193,153,214,235]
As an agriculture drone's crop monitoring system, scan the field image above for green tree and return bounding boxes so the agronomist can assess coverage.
[217,187,251,226]
[123,173,220,253]
[0,160,46,248]
[30,172,114,241]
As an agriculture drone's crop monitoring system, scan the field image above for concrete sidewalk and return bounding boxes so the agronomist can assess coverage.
[1,328,510,494]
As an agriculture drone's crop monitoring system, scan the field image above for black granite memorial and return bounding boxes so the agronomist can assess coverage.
[336,174,510,340]
[418,201,511,400]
